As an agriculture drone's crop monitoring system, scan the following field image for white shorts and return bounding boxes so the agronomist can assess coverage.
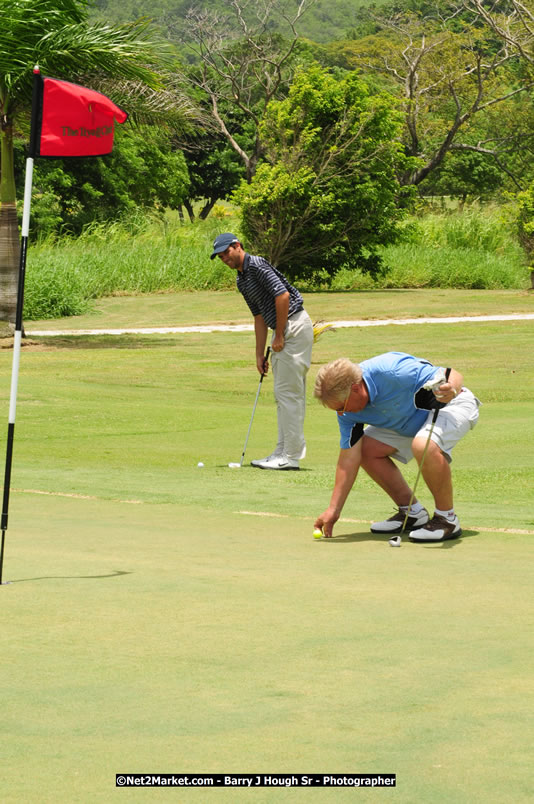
[364,388,481,465]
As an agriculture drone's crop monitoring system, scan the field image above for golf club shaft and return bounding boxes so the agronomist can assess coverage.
[401,368,451,532]
[239,346,271,467]
[401,411,438,532]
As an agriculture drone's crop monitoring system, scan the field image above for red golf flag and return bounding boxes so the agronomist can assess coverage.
[34,74,128,157]
[0,69,129,585]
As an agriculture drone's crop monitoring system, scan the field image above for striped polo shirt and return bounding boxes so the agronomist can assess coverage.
[236,254,304,330]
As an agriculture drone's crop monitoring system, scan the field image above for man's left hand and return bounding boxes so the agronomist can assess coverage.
[434,382,458,403]
[272,333,285,352]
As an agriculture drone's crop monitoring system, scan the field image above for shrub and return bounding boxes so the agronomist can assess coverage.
[516,184,534,268]
[234,64,415,285]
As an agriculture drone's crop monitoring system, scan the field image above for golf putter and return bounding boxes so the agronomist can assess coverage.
[392,368,451,545]
[229,347,271,468]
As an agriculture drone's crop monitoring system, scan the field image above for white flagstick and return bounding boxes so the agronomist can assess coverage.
[0,157,34,585]
[0,70,40,585]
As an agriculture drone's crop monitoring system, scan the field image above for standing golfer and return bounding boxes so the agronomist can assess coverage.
[313,352,481,541]
[211,233,314,470]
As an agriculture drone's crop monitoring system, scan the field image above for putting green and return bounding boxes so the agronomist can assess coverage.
[1,302,533,801]
[2,492,533,802]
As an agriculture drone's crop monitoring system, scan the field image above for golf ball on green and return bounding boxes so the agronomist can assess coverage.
[313,528,322,539]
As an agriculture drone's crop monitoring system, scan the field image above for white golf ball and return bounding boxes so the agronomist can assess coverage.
[388,535,401,547]
[197,462,204,468]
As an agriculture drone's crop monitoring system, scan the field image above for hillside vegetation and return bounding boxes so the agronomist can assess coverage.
[23,206,529,321]
[89,0,373,43]
[2,0,532,323]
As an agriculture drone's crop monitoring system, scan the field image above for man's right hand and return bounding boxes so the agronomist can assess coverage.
[314,443,363,539]
[314,508,340,539]
[257,354,269,375]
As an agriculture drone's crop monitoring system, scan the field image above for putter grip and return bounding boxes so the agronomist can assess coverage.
[430,367,452,422]
[262,346,271,377]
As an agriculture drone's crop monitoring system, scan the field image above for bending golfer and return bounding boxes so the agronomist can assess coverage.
[313,352,480,541]
[211,233,314,470]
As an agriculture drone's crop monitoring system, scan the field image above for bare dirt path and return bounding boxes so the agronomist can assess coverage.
[26,312,534,336]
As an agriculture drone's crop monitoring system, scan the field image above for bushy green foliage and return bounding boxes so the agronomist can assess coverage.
[328,205,529,290]
[15,127,190,237]
[407,205,518,253]
[234,64,415,284]
[23,213,236,319]
[22,203,528,320]
[181,123,247,219]
[378,243,528,289]
[515,183,534,268]
[421,151,504,201]
[24,265,92,319]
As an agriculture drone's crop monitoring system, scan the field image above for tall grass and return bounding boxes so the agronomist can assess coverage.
[23,204,529,319]
[24,212,240,319]
[332,205,529,291]
[411,205,515,252]
[378,244,526,289]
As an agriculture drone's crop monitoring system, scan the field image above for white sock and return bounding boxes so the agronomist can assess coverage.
[400,501,424,514]
[435,507,455,521]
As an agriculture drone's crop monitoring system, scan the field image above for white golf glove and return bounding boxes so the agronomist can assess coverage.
[423,368,447,394]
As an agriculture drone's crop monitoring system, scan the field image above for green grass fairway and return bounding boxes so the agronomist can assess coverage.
[1,293,533,801]
[26,287,534,331]
[3,496,533,803]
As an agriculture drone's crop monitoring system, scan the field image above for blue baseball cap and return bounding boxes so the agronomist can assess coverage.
[210,232,240,259]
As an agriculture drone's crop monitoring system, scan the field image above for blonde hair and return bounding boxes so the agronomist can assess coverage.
[314,358,363,407]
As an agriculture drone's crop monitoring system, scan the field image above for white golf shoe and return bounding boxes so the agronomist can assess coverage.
[409,514,461,542]
[251,452,282,467]
[370,507,429,534]
[252,455,300,470]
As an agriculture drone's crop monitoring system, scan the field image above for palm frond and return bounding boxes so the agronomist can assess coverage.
[0,5,170,106]
[85,76,211,135]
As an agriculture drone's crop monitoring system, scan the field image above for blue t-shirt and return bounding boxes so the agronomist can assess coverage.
[337,352,441,448]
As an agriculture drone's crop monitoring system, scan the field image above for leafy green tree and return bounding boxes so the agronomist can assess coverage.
[421,151,504,203]
[0,0,170,324]
[515,182,534,286]
[180,0,314,181]
[181,132,245,221]
[326,5,534,190]
[13,127,190,237]
[234,64,414,284]
[179,98,251,220]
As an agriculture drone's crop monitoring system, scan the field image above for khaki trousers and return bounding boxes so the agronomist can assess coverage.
[270,309,314,461]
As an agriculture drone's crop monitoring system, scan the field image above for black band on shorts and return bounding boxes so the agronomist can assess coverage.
[414,366,452,411]
[350,422,365,447]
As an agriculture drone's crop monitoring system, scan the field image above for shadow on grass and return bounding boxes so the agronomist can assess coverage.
[323,529,478,547]
[218,464,314,471]
[303,288,416,295]
[33,336,181,350]
[5,569,132,584]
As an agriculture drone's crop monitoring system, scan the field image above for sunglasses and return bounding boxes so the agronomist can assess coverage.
[336,388,352,415]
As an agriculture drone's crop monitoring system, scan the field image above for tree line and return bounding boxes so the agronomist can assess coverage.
[1,0,533,323]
